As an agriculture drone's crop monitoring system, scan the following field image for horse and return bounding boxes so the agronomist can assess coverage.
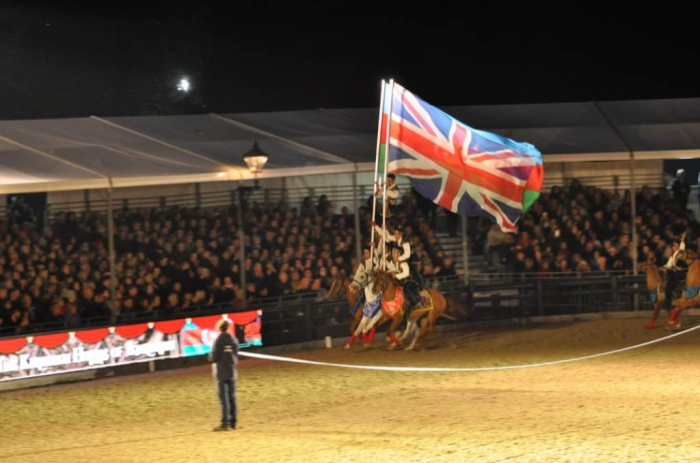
[636,255,669,329]
[326,275,388,348]
[371,271,471,350]
[668,249,700,327]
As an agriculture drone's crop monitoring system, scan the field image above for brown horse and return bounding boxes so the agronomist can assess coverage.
[372,271,471,350]
[637,255,668,329]
[326,276,388,348]
[669,249,700,327]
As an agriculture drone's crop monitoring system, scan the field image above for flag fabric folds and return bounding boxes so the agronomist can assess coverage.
[382,82,544,232]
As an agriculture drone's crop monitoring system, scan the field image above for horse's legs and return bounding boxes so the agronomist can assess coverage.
[428,310,439,337]
[400,320,416,341]
[356,316,371,344]
[363,311,384,334]
[407,320,421,351]
[349,309,362,334]
[414,317,430,348]
[387,315,403,349]
[427,303,444,337]
[343,310,366,349]
[647,300,667,329]
[362,314,387,345]
[670,291,700,320]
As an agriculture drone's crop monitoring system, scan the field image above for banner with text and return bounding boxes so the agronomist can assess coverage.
[0,311,262,382]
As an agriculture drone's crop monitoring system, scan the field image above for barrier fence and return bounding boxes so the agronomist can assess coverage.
[36,173,666,220]
[0,273,650,346]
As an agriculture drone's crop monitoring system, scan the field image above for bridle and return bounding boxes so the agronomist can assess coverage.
[372,271,394,294]
[327,273,374,299]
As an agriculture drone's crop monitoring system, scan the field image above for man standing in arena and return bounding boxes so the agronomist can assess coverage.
[210,318,239,431]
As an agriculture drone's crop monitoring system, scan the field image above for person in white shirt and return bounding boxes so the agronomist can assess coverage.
[376,174,400,217]
[388,244,421,313]
[374,223,412,264]
[376,223,427,291]
[663,232,687,309]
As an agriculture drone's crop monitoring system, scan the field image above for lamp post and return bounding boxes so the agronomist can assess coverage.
[238,141,269,306]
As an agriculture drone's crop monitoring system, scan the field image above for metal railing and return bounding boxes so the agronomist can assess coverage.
[542,173,665,192]
[38,173,672,222]
[0,273,650,346]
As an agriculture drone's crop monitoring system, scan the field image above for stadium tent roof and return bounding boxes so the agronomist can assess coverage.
[2,98,700,194]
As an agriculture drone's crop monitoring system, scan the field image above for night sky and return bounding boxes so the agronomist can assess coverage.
[0,2,696,120]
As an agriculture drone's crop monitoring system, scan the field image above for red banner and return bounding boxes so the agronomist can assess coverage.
[75,328,110,344]
[0,311,262,382]
[154,319,187,334]
[230,311,259,326]
[190,315,222,330]
[115,324,149,339]
[33,333,70,349]
[0,337,28,354]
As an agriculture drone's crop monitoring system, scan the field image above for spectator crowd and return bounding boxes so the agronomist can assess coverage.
[478,177,699,274]
[4,176,693,335]
[0,190,454,334]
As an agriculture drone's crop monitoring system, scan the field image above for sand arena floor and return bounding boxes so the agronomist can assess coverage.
[2,318,700,463]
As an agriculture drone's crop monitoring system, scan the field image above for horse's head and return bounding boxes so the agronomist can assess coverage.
[371,271,395,295]
[326,277,348,300]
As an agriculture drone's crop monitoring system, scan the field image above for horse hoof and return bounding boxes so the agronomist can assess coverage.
[388,344,397,350]
[666,319,682,331]
[342,344,351,350]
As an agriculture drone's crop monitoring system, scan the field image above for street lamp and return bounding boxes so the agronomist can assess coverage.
[243,141,269,174]
[238,141,269,306]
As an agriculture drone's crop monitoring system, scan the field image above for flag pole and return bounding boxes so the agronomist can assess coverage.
[370,79,386,268]
[382,79,395,270]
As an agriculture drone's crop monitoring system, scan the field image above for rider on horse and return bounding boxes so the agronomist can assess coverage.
[375,173,400,218]
[374,222,425,289]
[388,243,423,314]
[663,232,688,310]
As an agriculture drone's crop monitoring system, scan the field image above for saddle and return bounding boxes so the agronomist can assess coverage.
[416,290,434,311]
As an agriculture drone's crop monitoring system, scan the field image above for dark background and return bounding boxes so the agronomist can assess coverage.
[1,2,697,120]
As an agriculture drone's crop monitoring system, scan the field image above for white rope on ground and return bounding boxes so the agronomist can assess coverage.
[239,323,700,372]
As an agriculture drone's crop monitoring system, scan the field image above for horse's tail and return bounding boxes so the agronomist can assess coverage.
[445,297,472,320]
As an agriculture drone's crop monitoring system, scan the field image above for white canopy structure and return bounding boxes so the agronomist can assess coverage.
[1,98,700,194]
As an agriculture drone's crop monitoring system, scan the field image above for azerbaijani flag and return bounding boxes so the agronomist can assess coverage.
[377,80,394,176]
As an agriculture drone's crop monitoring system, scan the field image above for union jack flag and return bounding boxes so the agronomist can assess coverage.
[382,82,544,232]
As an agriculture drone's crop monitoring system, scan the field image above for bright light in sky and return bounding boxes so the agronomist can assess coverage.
[177,78,191,92]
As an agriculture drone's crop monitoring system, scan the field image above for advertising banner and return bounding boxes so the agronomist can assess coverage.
[0,311,262,382]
